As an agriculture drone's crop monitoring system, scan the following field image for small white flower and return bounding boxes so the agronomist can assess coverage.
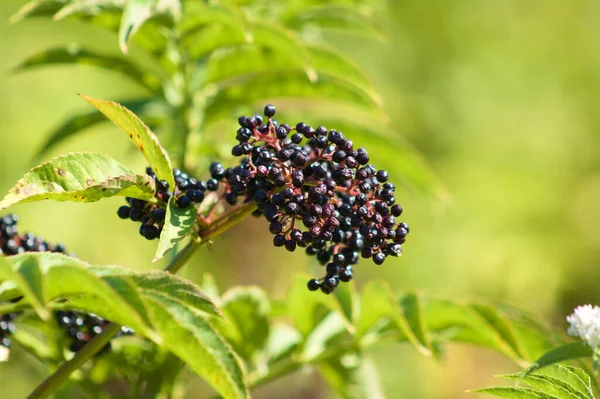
[567,304,600,349]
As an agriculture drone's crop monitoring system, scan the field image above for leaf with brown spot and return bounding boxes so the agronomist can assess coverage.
[0,152,155,210]
[80,94,174,189]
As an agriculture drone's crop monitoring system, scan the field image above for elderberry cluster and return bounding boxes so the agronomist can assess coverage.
[225,105,410,294]
[117,167,210,240]
[55,311,133,353]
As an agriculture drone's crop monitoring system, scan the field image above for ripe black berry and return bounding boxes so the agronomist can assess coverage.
[264,104,276,117]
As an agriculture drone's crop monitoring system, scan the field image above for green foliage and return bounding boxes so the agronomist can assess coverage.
[154,195,197,261]
[0,152,156,210]
[473,365,595,399]
[9,0,443,198]
[0,252,247,399]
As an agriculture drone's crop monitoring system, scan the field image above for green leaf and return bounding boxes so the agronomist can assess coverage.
[526,343,595,375]
[502,365,593,399]
[0,252,246,397]
[80,94,174,189]
[399,292,434,353]
[473,387,561,399]
[8,0,67,23]
[356,282,431,355]
[334,280,357,327]
[289,5,387,41]
[215,286,270,364]
[154,196,197,261]
[119,0,181,54]
[143,294,249,399]
[471,303,529,361]
[203,44,377,103]
[0,152,156,210]
[0,255,47,320]
[89,267,221,318]
[251,21,317,81]
[14,46,159,92]
[472,365,595,399]
[204,71,379,127]
[53,0,126,21]
[35,98,164,158]
[286,274,352,338]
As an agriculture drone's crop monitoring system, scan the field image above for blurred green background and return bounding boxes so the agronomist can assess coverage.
[2,0,600,397]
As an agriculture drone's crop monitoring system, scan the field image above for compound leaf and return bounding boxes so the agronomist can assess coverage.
[0,152,156,210]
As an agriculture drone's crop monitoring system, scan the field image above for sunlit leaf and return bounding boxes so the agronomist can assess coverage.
[144,294,249,399]
[0,152,156,210]
[153,196,197,261]
[80,94,174,189]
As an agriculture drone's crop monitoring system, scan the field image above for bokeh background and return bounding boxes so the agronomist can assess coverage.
[2,0,600,398]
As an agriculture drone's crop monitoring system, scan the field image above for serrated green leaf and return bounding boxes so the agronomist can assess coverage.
[424,298,528,363]
[154,196,197,261]
[35,98,164,158]
[85,266,222,319]
[473,386,561,399]
[14,46,159,92]
[0,152,156,210]
[216,286,270,364]
[143,293,249,399]
[502,368,591,399]
[526,343,595,375]
[119,0,181,54]
[356,282,431,355]
[80,94,174,189]
[8,0,67,23]
[473,365,595,399]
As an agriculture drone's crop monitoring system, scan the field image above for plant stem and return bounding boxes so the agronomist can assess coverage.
[26,323,121,399]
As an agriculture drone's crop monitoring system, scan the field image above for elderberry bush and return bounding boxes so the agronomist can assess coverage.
[221,105,410,294]
[0,214,130,352]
